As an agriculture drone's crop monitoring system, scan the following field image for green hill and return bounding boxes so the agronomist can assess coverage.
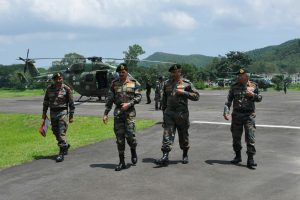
[247,39,300,61]
[142,39,300,73]
[142,52,215,67]
[246,39,300,73]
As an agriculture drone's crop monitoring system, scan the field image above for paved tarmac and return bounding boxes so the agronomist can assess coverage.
[0,90,300,200]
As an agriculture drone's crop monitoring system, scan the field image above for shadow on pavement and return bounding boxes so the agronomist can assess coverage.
[142,158,157,163]
[205,160,249,168]
[89,163,132,170]
[205,160,232,165]
[143,157,182,168]
[90,163,116,169]
[33,155,56,161]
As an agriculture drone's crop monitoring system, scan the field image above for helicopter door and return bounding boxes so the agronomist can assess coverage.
[96,71,108,89]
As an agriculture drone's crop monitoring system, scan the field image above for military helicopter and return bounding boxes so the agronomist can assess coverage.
[17,49,175,101]
[249,74,273,90]
[216,72,273,90]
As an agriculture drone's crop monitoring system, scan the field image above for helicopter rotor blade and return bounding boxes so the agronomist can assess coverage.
[18,57,25,61]
[102,58,176,64]
[23,57,64,60]
[26,49,29,60]
[17,52,176,68]
[24,49,30,73]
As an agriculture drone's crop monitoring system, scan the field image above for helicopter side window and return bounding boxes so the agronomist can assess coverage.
[85,74,94,82]
[96,71,108,89]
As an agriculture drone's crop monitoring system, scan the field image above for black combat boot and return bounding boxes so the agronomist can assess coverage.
[155,152,169,166]
[231,151,242,164]
[130,148,138,165]
[64,144,71,155]
[247,154,257,169]
[56,147,65,162]
[182,149,189,164]
[115,154,127,171]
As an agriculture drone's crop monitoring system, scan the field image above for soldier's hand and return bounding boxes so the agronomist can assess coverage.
[69,117,74,123]
[223,114,230,121]
[175,89,184,95]
[42,113,47,119]
[121,103,130,111]
[103,115,108,124]
[246,90,254,97]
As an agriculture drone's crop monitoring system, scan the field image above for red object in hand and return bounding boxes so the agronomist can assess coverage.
[39,116,50,137]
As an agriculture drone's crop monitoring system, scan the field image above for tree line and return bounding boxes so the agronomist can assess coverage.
[0,44,297,91]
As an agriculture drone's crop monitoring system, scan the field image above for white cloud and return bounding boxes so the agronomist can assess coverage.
[172,0,300,28]
[1,0,300,65]
[161,11,197,30]
[0,32,78,45]
[0,35,13,45]
[146,37,164,48]
[2,0,300,30]
[246,0,300,27]
[0,0,12,15]
[29,0,153,28]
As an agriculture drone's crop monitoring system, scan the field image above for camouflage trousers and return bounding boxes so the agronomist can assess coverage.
[155,100,162,110]
[154,93,162,109]
[231,112,256,155]
[161,110,190,152]
[50,110,69,148]
[113,109,137,155]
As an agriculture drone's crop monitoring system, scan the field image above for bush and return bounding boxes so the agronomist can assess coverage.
[194,81,206,90]
[287,83,300,90]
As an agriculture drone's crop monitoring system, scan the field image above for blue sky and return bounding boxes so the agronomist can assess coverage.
[1,0,300,67]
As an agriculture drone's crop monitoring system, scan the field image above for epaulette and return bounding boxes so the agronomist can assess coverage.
[164,79,171,85]
[129,77,137,82]
[62,84,71,90]
[48,84,55,89]
[112,79,119,82]
[110,78,119,87]
[129,77,142,86]
[248,81,257,88]
[230,82,239,88]
[182,78,191,84]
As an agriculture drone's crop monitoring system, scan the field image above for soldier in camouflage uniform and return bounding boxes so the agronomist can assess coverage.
[154,76,164,110]
[102,63,142,171]
[223,69,262,169]
[156,64,200,166]
[42,72,75,162]
[145,79,152,104]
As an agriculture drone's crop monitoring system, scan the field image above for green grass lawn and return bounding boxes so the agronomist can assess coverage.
[0,113,156,169]
[0,89,45,98]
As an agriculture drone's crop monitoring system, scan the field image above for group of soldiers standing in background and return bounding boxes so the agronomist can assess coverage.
[42,63,262,170]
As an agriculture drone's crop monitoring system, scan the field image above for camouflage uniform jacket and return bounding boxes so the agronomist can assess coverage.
[104,77,142,115]
[225,81,262,113]
[162,78,200,113]
[43,83,75,116]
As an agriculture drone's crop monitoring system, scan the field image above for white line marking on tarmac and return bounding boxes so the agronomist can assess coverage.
[192,121,300,129]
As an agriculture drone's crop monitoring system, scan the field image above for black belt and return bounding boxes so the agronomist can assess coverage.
[234,109,253,113]
[50,107,67,112]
